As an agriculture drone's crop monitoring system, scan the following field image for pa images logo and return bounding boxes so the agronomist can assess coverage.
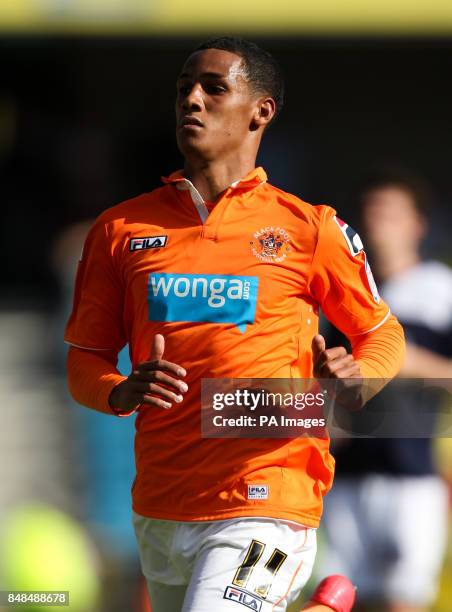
[250,226,291,263]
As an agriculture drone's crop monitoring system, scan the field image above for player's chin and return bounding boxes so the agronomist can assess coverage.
[176,132,211,158]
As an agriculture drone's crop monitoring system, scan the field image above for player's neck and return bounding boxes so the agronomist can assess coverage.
[183,154,257,203]
[373,249,420,281]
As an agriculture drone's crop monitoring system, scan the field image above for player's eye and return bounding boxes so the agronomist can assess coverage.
[204,84,227,94]
[178,84,192,96]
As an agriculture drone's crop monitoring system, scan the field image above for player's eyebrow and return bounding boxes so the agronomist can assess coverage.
[177,71,228,81]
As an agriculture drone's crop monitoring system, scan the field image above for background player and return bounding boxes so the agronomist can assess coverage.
[321,168,452,611]
[65,38,405,610]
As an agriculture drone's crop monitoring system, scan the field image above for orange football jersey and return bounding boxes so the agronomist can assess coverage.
[65,167,393,527]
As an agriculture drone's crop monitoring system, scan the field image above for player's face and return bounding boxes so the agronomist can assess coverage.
[175,49,260,160]
[361,186,425,253]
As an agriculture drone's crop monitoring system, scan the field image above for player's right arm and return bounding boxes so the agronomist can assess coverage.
[67,335,187,416]
[108,334,188,414]
[64,216,187,416]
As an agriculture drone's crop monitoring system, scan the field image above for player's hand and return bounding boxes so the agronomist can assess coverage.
[312,334,364,411]
[312,335,362,379]
[109,334,188,413]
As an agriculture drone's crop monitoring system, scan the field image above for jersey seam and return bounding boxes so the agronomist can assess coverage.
[347,308,392,336]
[65,340,115,351]
[305,205,334,299]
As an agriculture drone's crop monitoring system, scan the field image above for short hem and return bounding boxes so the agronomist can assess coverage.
[131,505,321,529]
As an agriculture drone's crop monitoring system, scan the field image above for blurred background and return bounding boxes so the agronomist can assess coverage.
[1,1,452,611]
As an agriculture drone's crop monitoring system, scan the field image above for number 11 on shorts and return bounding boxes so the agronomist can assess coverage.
[232,539,288,599]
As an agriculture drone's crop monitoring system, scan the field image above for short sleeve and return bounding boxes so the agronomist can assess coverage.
[308,207,390,337]
[64,218,126,352]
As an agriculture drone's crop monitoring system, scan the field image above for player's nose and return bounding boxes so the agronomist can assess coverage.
[182,83,204,112]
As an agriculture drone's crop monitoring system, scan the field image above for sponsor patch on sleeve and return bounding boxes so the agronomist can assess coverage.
[364,254,381,303]
[334,216,364,256]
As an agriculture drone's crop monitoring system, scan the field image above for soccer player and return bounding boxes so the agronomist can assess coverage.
[65,37,405,611]
[321,169,451,611]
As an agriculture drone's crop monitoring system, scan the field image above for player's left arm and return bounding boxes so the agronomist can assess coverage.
[308,207,405,403]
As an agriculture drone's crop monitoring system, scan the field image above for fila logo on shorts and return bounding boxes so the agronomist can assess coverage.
[130,235,168,251]
[224,586,262,611]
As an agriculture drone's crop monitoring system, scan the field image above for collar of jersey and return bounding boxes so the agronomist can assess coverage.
[161,167,267,224]
[161,166,267,192]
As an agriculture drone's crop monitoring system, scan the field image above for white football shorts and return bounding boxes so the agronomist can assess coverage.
[133,513,317,612]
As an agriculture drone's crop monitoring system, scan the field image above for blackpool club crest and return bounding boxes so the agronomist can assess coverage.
[250,226,291,263]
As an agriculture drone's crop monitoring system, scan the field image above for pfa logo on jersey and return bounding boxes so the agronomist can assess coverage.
[148,273,259,333]
[224,586,262,611]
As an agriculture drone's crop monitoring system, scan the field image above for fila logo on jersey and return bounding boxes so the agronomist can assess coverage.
[334,216,363,256]
[148,273,259,333]
[130,236,167,251]
[224,586,262,611]
[248,485,269,500]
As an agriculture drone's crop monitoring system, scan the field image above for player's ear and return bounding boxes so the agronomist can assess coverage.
[250,97,276,131]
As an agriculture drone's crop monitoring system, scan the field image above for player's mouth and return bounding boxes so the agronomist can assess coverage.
[179,115,204,129]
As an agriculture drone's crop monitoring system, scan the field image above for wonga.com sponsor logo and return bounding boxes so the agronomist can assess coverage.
[147,273,259,333]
